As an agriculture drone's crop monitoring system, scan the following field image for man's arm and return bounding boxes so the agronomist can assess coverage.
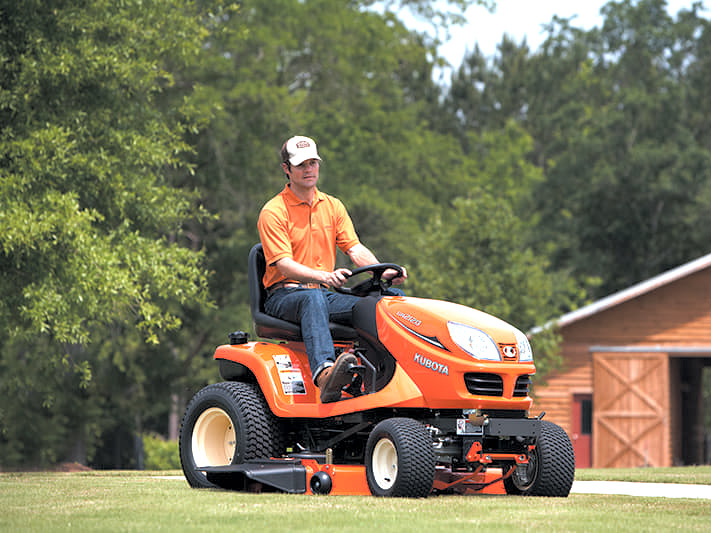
[346,244,407,284]
[274,243,406,288]
[345,243,379,268]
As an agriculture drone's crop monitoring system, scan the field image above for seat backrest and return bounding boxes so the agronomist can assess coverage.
[248,243,302,341]
[248,243,357,341]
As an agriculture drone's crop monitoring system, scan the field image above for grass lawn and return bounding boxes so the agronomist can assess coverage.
[2,468,710,532]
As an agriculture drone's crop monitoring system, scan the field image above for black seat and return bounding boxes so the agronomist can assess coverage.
[248,243,358,341]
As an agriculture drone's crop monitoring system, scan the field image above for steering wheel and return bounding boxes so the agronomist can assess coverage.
[335,263,405,297]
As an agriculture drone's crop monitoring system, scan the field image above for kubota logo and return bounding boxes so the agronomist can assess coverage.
[414,353,449,375]
[502,345,517,358]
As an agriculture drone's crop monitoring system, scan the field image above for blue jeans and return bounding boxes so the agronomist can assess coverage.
[264,287,404,384]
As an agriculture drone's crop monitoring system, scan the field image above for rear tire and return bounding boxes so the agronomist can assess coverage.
[365,418,435,497]
[179,381,281,488]
[503,420,575,497]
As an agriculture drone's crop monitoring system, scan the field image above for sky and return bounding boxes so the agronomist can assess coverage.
[400,0,706,75]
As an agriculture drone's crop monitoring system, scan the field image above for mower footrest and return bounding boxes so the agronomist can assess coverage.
[201,459,307,493]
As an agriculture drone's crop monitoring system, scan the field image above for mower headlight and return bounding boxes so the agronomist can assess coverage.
[514,328,534,362]
[447,322,501,361]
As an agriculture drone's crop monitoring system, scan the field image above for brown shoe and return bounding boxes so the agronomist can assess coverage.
[315,366,333,389]
[319,352,358,403]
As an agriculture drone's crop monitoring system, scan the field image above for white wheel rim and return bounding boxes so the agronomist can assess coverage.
[191,407,236,467]
[372,438,398,490]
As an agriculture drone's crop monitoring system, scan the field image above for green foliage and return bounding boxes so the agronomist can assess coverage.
[0,0,574,467]
[0,0,215,467]
[413,196,547,321]
[446,0,711,298]
[0,339,103,466]
[142,434,180,470]
[406,124,565,376]
[0,0,213,346]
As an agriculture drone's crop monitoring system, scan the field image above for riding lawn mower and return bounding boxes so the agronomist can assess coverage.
[178,244,575,497]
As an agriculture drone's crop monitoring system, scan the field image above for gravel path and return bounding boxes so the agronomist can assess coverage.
[571,480,711,499]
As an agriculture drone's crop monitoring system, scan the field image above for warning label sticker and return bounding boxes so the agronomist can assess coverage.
[273,354,306,395]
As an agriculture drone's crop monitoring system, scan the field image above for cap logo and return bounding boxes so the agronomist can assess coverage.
[295,140,310,148]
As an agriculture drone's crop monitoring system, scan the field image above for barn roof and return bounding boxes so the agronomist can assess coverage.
[554,252,711,329]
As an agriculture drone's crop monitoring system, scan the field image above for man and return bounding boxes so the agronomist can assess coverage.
[257,135,405,403]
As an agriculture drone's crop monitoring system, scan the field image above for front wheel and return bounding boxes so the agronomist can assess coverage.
[503,420,575,497]
[365,418,435,497]
[179,381,281,488]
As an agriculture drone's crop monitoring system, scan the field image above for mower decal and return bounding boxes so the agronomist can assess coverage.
[394,319,448,351]
[272,354,306,395]
[395,311,422,327]
[413,353,449,375]
[456,418,484,436]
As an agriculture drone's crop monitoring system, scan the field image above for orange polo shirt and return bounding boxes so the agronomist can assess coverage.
[257,185,361,289]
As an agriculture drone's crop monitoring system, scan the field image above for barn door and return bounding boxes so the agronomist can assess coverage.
[592,352,670,468]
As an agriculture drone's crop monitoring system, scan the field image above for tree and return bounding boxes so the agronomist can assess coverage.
[1,0,575,467]
[529,0,711,295]
[408,124,567,378]
[0,0,213,466]
[445,36,532,141]
[443,0,711,299]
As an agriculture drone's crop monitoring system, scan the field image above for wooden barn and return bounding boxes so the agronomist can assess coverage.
[532,253,711,468]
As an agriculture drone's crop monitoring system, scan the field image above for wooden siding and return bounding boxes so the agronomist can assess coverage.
[560,269,711,346]
[533,343,592,437]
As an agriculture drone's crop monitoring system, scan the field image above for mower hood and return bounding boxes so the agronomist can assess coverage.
[381,297,525,356]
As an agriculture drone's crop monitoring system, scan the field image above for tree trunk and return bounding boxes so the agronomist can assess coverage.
[168,392,181,441]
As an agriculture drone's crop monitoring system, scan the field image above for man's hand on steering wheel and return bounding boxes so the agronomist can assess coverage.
[383,266,407,285]
[334,263,406,296]
[323,268,352,289]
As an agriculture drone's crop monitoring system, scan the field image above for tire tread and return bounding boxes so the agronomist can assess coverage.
[179,381,281,488]
[366,417,435,497]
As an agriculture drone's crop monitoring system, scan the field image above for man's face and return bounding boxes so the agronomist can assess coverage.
[284,159,320,188]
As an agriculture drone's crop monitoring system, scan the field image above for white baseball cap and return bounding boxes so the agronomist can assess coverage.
[283,136,322,166]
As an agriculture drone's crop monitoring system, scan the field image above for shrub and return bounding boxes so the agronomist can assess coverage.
[143,434,180,470]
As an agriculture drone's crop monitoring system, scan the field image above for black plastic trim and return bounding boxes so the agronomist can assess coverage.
[202,459,307,493]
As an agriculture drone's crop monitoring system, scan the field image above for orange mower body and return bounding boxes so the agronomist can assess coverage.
[179,244,575,497]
